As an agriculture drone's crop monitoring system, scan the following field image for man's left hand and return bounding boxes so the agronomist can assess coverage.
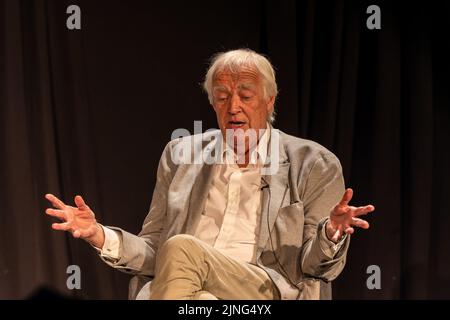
[326,188,375,243]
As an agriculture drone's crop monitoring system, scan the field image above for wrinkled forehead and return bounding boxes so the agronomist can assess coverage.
[212,65,262,88]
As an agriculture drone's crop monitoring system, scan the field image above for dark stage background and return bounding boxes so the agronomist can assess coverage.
[1,0,449,299]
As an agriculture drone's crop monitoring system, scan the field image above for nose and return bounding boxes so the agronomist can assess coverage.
[228,93,242,115]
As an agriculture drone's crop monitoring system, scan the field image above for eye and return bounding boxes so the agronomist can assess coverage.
[239,89,254,102]
[215,95,229,103]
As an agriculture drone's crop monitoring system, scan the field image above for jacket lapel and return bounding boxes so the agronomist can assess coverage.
[257,130,290,257]
[182,137,221,234]
[183,163,215,234]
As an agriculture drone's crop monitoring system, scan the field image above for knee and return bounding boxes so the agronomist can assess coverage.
[158,234,201,258]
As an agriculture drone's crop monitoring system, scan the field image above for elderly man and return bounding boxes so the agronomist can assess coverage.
[45,49,375,300]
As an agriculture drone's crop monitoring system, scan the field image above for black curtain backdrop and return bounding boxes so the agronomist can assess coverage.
[1,0,449,299]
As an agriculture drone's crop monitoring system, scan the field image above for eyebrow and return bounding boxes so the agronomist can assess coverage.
[237,83,257,91]
[212,85,229,93]
[212,83,257,93]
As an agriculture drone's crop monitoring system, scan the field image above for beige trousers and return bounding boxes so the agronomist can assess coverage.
[149,234,280,300]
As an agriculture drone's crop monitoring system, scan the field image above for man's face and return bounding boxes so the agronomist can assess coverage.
[211,67,275,143]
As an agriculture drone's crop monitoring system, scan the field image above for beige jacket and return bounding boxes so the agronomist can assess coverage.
[101,128,350,299]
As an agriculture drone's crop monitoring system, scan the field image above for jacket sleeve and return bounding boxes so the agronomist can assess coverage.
[300,152,350,281]
[99,141,175,276]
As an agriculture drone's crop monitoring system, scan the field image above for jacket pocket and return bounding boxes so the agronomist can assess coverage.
[274,202,305,245]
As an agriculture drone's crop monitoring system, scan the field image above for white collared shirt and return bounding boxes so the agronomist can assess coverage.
[192,125,270,264]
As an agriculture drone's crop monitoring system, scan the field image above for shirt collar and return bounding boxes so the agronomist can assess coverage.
[221,122,271,167]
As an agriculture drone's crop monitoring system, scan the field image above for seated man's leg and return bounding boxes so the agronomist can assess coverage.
[150,234,279,300]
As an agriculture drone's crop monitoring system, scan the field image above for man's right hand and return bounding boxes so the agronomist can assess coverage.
[45,194,105,248]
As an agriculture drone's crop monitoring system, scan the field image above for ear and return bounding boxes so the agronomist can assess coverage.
[266,96,275,113]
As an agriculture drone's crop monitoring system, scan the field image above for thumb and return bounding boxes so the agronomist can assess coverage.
[74,195,89,210]
[338,188,353,206]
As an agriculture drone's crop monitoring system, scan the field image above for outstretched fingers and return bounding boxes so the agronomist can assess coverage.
[351,217,370,229]
[45,194,66,210]
[338,188,353,207]
[45,208,66,221]
[353,205,375,217]
[52,222,71,232]
[74,195,89,210]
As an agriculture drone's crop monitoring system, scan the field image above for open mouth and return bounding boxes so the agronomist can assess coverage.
[228,121,246,128]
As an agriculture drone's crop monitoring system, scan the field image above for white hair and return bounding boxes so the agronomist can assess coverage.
[203,49,278,124]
